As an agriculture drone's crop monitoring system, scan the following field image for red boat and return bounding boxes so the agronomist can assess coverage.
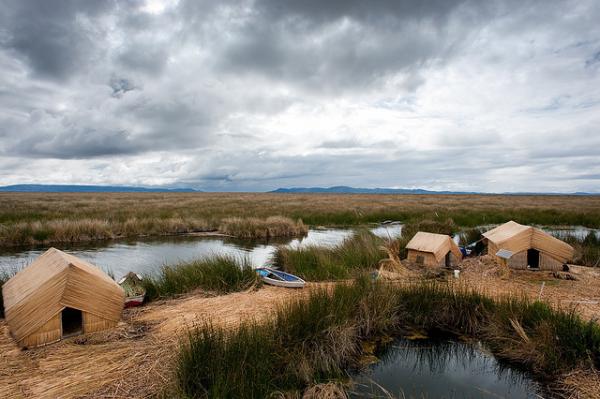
[118,272,146,308]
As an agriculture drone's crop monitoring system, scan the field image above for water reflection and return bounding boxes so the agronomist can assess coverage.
[0,224,403,279]
[350,338,545,398]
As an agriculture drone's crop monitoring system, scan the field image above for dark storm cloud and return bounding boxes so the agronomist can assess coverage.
[0,0,116,80]
[109,76,138,97]
[12,128,139,159]
[210,0,481,92]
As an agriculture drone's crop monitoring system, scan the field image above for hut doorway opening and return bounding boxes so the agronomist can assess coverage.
[62,307,83,337]
[445,252,451,268]
[527,249,540,269]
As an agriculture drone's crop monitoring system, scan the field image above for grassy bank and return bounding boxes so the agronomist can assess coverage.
[142,256,258,301]
[174,279,600,398]
[1,192,599,247]
[272,230,383,280]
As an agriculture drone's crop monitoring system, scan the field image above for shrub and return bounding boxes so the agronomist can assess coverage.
[272,230,383,280]
[142,256,258,300]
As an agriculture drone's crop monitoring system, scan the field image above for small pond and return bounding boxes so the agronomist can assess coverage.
[349,337,548,399]
[0,224,403,278]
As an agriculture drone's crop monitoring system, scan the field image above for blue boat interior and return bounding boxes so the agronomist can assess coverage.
[257,268,300,282]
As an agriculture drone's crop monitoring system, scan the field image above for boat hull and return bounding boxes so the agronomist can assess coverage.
[256,267,306,288]
[124,294,145,308]
[260,276,305,288]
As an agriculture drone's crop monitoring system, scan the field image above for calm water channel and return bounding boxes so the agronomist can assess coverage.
[350,337,548,399]
[0,225,403,278]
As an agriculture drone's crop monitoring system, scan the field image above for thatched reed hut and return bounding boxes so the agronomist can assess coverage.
[483,221,574,270]
[405,232,463,267]
[1,248,124,348]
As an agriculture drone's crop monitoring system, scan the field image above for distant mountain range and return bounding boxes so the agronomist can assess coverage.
[270,186,479,194]
[270,186,599,195]
[0,184,597,195]
[0,184,199,193]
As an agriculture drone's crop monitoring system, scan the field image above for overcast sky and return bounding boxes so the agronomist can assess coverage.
[1,0,599,192]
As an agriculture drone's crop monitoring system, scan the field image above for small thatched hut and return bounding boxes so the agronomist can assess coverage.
[405,232,463,267]
[1,248,124,348]
[482,221,574,270]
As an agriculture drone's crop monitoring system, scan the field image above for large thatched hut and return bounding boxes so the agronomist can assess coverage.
[405,232,463,267]
[1,248,124,348]
[482,221,574,270]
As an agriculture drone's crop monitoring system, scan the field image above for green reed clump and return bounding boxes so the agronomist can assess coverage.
[142,256,258,300]
[175,280,600,398]
[272,230,383,281]
[175,277,397,398]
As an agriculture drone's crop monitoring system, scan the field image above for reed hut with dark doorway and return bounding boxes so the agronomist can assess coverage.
[1,248,124,348]
[482,221,574,270]
[405,232,463,267]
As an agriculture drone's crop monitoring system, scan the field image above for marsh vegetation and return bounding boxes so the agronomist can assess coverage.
[174,278,600,398]
[1,192,599,246]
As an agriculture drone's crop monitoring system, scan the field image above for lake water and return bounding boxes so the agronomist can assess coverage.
[1,222,594,280]
[349,337,546,399]
[0,224,403,279]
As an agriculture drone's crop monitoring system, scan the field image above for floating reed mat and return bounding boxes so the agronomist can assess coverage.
[173,278,600,398]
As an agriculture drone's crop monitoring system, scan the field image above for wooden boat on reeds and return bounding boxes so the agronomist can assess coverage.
[256,267,305,288]
[118,272,146,308]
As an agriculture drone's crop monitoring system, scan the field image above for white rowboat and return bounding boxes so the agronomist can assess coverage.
[256,267,305,288]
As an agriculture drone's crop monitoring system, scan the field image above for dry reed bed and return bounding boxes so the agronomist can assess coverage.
[1,274,599,398]
[1,192,599,246]
[459,256,600,321]
[0,285,314,399]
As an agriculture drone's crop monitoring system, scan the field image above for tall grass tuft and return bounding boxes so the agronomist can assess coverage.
[176,277,394,398]
[559,232,600,267]
[272,230,383,280]
[175,280,600,398]
[218,216,308,239]
[142,256,258,300]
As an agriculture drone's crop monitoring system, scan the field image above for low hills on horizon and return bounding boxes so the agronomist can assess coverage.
[0,184,597,195]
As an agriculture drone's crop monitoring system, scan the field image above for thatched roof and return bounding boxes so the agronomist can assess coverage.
[2,248,124,342]
[482,221,574,262]
[405,232,463,262]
